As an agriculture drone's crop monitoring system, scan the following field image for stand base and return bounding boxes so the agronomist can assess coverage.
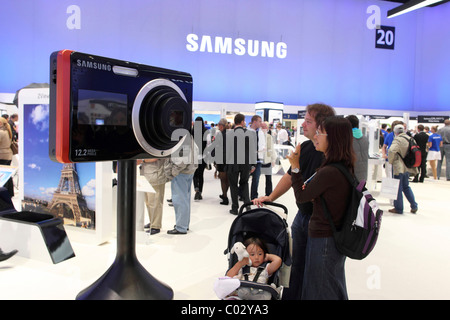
[77,160,173,300]
[76,257,174,300]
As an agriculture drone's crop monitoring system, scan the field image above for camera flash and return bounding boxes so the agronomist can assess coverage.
[113,65,139,77]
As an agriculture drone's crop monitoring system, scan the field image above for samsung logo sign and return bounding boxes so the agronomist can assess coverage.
[76,59,112,71]
[186,34,287,59]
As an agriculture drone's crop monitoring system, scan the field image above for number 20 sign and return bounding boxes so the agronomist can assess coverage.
[376,26,395,50]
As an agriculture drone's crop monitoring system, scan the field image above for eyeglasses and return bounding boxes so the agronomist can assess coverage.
[315,130,328,136]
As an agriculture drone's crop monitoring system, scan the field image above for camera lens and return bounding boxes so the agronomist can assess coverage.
[141,86,187,147]
[132,79,190,156]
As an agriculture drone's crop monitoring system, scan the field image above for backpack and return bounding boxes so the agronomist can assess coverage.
[320,163,383,260]
[399,135,422,168]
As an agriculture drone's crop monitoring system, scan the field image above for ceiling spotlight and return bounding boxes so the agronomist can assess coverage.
[387,0,445,18]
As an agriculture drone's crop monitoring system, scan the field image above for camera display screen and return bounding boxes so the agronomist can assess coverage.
[77,89,128,126]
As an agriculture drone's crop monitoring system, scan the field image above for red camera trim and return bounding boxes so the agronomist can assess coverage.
[55,50,73,163]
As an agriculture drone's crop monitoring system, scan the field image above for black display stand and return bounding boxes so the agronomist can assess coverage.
[0,188,75,264]
[76,160,173,300]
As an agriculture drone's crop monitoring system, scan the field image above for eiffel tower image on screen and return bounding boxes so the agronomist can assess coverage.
[49,163,92,226]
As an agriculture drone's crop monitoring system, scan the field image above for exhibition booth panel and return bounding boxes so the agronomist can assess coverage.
[18,87,114,245]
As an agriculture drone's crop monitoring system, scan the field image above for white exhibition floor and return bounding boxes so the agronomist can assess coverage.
[1,168,450,300]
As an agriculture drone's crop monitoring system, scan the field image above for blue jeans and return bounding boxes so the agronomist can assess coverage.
[171,173,194,233]
[250,162,262,200]
[302,237,348,300]
[393,172,418,213]
[282,209,310,300]
[437,144,450,180]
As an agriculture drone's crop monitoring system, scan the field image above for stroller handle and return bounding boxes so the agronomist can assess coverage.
[238,201,288,216]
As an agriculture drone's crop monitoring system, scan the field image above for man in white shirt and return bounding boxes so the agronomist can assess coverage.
[276,123,289,145]
[249,115,266,200]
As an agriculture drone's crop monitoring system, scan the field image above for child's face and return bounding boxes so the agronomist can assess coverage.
[246,244,265,267]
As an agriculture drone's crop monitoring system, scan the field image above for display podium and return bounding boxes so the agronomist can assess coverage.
[0,187,75,264]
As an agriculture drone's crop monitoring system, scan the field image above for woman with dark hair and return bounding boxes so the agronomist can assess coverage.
[193,117,211,200]
[287,116,355,300]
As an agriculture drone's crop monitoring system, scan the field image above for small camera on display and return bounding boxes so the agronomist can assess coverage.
[49,50,193,163]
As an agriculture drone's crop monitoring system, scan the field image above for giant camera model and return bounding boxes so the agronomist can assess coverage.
[49,50,192,163]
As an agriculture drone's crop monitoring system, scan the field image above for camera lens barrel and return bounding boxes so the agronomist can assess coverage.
[132,79,189,157]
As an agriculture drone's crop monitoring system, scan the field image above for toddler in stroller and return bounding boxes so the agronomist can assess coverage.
[226,237,282,300]
[214,202,291,300]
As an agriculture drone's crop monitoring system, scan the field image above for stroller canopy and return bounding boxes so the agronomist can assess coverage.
[227,204,291,268]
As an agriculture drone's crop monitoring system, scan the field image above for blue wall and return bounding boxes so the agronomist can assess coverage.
[413,5,450,111]
[0,0,449,111]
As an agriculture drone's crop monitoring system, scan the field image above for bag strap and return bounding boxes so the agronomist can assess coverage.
[320,196,338,234]
[398,135,410,143]
[319,163,355,234]
[327,163,358,187]
[396,135,412,163]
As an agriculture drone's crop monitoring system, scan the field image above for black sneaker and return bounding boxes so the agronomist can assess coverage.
[194,191,202,200]
[167,228,187,235]
[147,228,160,235]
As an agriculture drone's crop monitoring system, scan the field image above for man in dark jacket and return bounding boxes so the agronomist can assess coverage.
[226,114,256,215]
[412,124,429,183]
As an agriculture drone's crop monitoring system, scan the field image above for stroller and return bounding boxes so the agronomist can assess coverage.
[222,202,292,300]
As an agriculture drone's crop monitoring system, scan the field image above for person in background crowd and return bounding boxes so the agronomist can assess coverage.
[0,118,14,197]
[260,121,277,196]
[164,135,198,234]
[253,103,335,300]
[382,120,404,179]
[193,117,211,200]
[8,114,18,142]
[248,115,266,200]
[380,123,388,138]
[226,113,256,215]
[346,115,369,182]
[276,123,288,145]
[388,125,418,214]
[210,123,217,137]
[211,118,230,205]
[140,158,166,235]
[437,120,450,181]
[380,123,388,148]
[427,125,443,180]
[412,125,429,183]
